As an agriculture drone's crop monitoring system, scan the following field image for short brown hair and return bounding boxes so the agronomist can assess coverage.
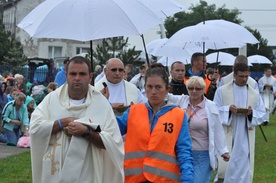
[191,52,205,65]
[47,82,58,91]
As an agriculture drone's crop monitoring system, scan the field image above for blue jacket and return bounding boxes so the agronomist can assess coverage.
[2,100,29,132]
[54,67,66,87]
[117,102,194,183]
[0,82,8,117]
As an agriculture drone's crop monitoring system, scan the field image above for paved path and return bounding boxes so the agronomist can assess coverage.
[0,143,30,160]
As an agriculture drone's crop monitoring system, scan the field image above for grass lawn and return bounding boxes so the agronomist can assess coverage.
[0,151,32,183]
[0,115,275,183]
[254,115,276,182]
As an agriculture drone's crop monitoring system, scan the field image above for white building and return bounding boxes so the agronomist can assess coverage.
[2,0,101,67]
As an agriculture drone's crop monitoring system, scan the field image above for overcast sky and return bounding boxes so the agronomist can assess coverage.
[176,0,276,46]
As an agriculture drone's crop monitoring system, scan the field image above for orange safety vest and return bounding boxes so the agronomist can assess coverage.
[184,74,211,94]
[124,104,184,183]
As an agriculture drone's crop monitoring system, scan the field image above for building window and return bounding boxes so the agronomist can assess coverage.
[48,46,62,58]
[76,47,89,54]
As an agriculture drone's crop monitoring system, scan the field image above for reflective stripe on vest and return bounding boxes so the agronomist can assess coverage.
[124,104,184,183]
[144,165,180,182]
[125,151,180,181]
[147,150,178,165]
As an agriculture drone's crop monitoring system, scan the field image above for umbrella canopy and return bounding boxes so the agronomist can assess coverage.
[159,24,245,52]
[146,38,203,57]
[206,52,235,66]
[248,55,272,65]
[207,52,253,66]
[198,19,259,44]
[157,56,191,67]
[138,0,186,19]
[146,38,169,55]
[17,0,162,41]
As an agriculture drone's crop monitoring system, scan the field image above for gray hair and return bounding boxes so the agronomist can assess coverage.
[186,76,206,92]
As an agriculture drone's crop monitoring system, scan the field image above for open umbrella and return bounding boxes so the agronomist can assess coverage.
[207,52,253,66]
[138,0,185,19]
[146,38,203,57]
[157,56,191,67]
[206,52,235,65]
[248,55,272,65]
[159,24,245,54]
[17,0,163,71]
[18,0,162,41]
[197,19,259,44]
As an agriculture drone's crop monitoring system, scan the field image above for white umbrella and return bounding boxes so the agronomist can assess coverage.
[207,52,253,66]
[146,38,203,57]
[138,0,186,19]
[197,19,259,44]
[17,0,163,68]
[157,56,191,67]
[248,55,272,65]
[159,24,245,53]
[206,52,235,65]
[18,0,162,41]
[146,38,169,55]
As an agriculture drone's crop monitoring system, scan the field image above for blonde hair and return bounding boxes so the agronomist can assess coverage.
[14,74,24,79]
[186,76,206,92]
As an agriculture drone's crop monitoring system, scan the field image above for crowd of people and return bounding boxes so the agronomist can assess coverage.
[0,53,271,183]
[0,72,58,145]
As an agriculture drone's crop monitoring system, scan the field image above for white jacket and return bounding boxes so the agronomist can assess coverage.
[169,94,229,170]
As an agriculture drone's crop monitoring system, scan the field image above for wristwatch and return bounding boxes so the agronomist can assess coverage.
[82,126,91,139]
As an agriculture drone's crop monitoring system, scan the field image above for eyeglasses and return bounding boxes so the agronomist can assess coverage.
[108,68,125,72]
[188,87,203,91]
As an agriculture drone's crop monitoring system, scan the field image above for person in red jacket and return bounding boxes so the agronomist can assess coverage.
[114,63,194,183]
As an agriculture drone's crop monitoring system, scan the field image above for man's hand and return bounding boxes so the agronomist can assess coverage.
[247,106,253,115]
[52,117,78,134]
[60,117,79,129]
[67,122,87,136]
[222,153,230,162]
[112,103,124,109]
[229,105,237,113]
[265,84,272,88]
[100,84,109,99]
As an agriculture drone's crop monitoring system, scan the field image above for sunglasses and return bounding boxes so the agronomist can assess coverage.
[109,68,125,72]
[188,87,203,91]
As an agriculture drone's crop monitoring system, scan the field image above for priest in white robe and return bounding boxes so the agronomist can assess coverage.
[95,58,146,114]
[218,55,259,93]
[30,56,124,183]
[213,63,266,183]
[258,68,276,125]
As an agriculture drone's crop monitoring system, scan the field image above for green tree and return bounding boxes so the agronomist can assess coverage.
[0,16,28,76]
[0,20,11,62]
[92,37,141,68]
[117,46,141,64]
[2,37,27,71]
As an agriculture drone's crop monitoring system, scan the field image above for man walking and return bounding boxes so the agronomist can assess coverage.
[184,52,215,100]
[258,68,276,125]
[213,63,266,183]
[30,56,124,183]
[169,61,188,95]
